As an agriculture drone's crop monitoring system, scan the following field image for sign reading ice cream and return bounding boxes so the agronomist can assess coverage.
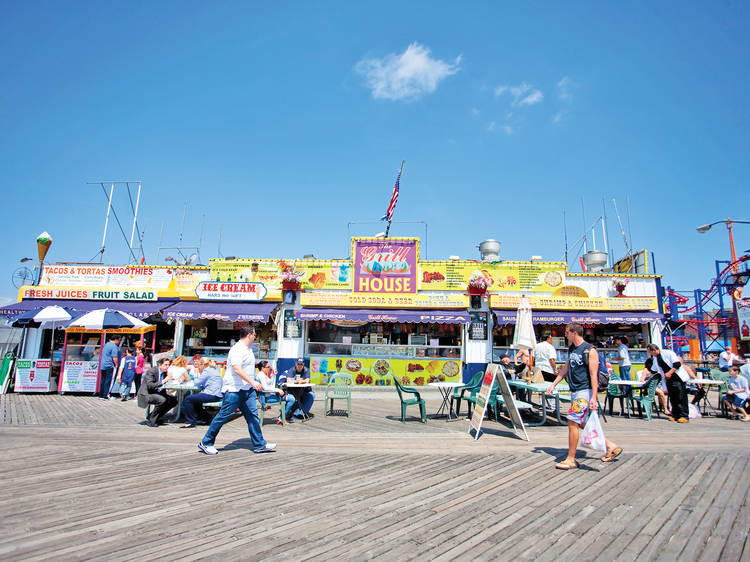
[352,238,419,294]
[195,281,268,301]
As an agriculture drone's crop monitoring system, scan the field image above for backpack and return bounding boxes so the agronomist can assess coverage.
[583,345,610,389]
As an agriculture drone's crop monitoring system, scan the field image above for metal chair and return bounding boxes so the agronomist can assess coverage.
[324,373,353,417]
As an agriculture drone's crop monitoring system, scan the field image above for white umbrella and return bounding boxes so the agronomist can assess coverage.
[511,295,537,351]
[67,308,148,330]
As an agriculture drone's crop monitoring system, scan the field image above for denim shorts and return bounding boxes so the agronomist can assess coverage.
[568,389,591,424]
[727,394,747,408]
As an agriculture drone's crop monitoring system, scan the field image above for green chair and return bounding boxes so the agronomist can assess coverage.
[632,375,660,421]
[465,380,500,421]
[606,372,630,418]
[450,370,484,417]
[324,373,353,417]
[391,375,426,423]
[711,370,731,417]
[257,392,288,425]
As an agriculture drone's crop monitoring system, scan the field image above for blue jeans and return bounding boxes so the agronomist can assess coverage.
[293,390,316,416]
[620,365,631,380]
[118,381,132,398]
[183,392,222,424]
[99,368,114,398]
[264,393,296,419]
[201,389,266,452]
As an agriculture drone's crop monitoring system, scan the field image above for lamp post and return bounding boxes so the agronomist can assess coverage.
[696,219,750,273]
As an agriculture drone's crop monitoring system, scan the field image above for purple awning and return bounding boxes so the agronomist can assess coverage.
[0,299,176,319]
[163,301,278,322]
[294,308,470,324]
[492,309,663,325]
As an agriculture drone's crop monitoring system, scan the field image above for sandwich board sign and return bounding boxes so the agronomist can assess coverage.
[468,364,498,440]
[495,368,529,441]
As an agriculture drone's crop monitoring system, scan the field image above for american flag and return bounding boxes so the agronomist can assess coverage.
[380,168,402,222]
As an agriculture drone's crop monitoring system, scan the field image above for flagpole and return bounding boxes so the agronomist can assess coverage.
[384,160,405,238]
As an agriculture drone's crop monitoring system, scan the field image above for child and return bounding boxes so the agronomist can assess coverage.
[723,365,750,422]
[118,348,137,401]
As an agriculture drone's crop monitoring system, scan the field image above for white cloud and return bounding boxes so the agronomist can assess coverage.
[503,125,513,135]
[472,107,480,116]
[355,42,461,101]
[553,111,564,124]
[495,82,543,107]
[557,76,573,101]
[487,121,496,131]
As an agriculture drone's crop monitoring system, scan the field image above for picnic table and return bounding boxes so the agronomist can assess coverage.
[507,380,570,426]
[160,382,198,422]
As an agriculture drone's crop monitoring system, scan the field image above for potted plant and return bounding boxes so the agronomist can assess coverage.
[280,261,303,291]
[468,270,488,295]
[611,277,629,297]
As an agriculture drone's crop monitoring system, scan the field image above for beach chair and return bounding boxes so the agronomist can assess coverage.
[324,373,353,417]
[391,375,426,423]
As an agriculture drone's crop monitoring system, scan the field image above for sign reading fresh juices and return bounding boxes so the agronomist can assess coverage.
[352,237,419,294]
[14,359,51,392]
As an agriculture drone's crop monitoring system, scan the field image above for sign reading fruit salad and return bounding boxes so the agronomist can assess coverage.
[352,237,419,294]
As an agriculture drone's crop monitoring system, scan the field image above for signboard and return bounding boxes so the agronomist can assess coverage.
[37,265,210,297]
[469,364,498,440]
[298,261,351,290]
[195,281,268,301]
[612,250,649,274]
[21,287,157,301]
[308,355,461,386]
[737,299,750,341]
[208,259,353,291]
[352,237,419,294]
[420,261,566,293]
[14,359,51,392]
[60,360,100,393]
[469,312,488,340]
[495,366,529,441]
[300,292,468,309]
[491,294,658,312]
[284,310,302,338]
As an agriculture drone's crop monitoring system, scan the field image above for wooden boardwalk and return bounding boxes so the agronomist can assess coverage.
[0,393,749,561]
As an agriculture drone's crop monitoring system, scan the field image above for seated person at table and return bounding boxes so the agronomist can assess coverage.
[280,359,315,418]
[514,349,530,379]
[137,358,178,427]
[640,368,670,416]
[256,360,296,424]
[180,358,223,428]
[498,353,525,398]
[163,355,190,385]
[683,362,707,405]
[188,354,202,380]
[723,365,750,422]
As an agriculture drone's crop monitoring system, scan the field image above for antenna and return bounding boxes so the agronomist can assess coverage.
[612,198,633,272]
[87,181,144,263]
[563,210,569,264]
[626,194,634,254]
[581,197,587,254]
[217,226,223,258]
[603,198,613,266]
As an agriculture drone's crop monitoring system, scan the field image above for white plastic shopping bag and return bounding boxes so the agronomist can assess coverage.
[579,411,607,453]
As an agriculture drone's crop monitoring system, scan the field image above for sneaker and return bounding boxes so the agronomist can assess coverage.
[676,418,689,423]
[180,423,196,429]
[254,443,277,453]
[198,442,218,455]
[121,397,128,402]
[145,420,158,428]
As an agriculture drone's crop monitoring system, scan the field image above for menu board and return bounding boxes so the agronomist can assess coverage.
[420,261,566,293]
[469,364,498,439]
[284,310,302,338]
[308,356,461,386]
[14,359,51,393]
[469,312,488,340]
[60,360,100,393]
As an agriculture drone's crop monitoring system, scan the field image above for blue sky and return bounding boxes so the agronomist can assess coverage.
[1,1,749,305]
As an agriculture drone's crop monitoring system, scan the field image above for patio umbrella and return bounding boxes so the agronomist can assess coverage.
[67,308,149,330]
[511,295,536,351]
[11,305,75,328]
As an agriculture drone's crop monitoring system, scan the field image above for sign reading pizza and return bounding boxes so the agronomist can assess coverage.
[352,237,419,294]
[195,281,268,301]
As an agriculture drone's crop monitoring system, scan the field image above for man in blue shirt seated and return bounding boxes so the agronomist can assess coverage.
[280,358,315,419]
[181,358,224,428]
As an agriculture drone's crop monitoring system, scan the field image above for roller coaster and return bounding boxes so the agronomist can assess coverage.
[665,254,750,357]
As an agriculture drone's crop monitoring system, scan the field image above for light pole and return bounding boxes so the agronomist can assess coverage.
[697,219,750,273]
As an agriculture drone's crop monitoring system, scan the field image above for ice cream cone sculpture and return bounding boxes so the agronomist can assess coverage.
[37,232,52,262]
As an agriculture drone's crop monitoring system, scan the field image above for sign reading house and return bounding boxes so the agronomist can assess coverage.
[195,281,268,301]
[352,237,419,294]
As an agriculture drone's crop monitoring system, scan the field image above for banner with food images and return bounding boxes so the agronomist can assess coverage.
[308,355,462,386]
[209,259,352,290]
[419,261,566,293]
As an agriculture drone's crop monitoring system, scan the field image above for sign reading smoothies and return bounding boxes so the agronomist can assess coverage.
[15,359,51,392]
[352,237,419,294]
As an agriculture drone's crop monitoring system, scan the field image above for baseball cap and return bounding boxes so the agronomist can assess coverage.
[501,353,510,358]
[296,358,305,364]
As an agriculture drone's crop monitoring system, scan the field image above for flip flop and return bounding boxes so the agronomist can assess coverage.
[555,460,579,470]
[602,446,623,462]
